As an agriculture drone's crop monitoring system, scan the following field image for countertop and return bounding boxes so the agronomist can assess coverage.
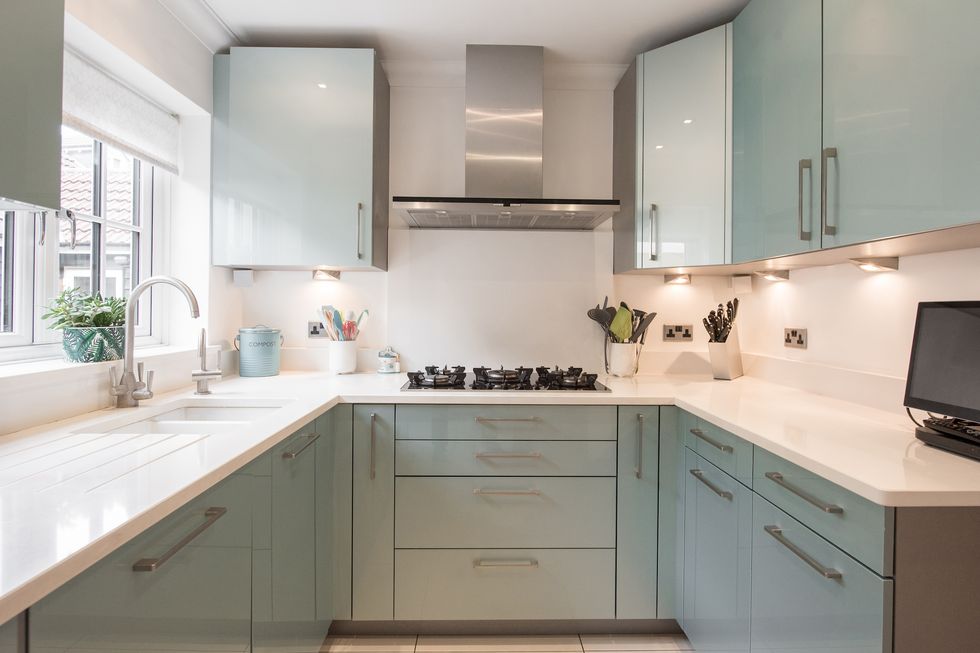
[3,370,980,624]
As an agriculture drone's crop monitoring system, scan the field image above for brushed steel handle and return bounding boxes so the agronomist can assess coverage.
[472,488,541,496]
[798,158,812,241]
[474,416,538,423]
[649,203,658,261]
[473,558,539,568]
[689,428,734,453]
[356,202,364,259]
[133,507,227,572]
[764,525,842,580]
[635,413,645,479]
[820,147,838,236]
[689,469,733,500]
[369,412,377,480]
[475,451,543,459]
[282,433,319,460]
[765,472,844,514]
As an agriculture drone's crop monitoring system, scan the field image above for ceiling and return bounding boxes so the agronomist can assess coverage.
[190,0,747,64]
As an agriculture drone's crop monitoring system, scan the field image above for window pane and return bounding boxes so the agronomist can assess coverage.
[0,214,12,332]
[104,226,135,299]
[105,146,137,224]
[58,216,96,295]
[60,126,96,214]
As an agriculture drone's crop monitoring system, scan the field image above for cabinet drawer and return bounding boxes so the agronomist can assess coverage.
[395,440,616,476]
[394,549,615,620]
[682,413,753,485]
[751,495,893,653]
[395,405,617,440]
[395,477,615,548]
[753,447,894,576]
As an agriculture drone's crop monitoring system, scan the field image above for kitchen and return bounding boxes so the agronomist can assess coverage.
[2,1,980,652]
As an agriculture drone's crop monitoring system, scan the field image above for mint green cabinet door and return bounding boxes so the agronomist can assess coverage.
[822,0,980,246]
[352,405,395,620]
[0,615,23,653]
[732,0,822,262]
[657,407,685,621]
[682,450,751,653]
[30,473,252,652]
[317,404,353,622]
[0,0,63,211]
[616,406,660,619]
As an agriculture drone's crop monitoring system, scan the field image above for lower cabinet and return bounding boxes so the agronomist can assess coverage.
[30,472,253,653]
[0,615,24,653]
[682,449,752,653]
[751,495,893,653]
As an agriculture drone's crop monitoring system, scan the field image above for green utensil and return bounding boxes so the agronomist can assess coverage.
[609,306,633,343]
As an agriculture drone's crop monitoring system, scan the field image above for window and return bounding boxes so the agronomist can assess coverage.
[0,126,161,358]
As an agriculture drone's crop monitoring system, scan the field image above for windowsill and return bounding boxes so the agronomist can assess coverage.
[0,344,196,381]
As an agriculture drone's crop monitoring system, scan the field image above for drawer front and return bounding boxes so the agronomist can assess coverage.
[683,413,753,484]
[396,440,616,476]
[395,405,617,440]
[395,477,615,548]
[751,495,893,653]
[753,447,893,576]
[395,549,615,620]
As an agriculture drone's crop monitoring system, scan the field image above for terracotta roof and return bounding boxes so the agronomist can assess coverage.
[59,168,139,248]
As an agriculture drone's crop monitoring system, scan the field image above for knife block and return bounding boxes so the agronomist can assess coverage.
[708,331,744,380]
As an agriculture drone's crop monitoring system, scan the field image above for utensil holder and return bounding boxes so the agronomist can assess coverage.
[606,342,640,377]
[708,333,744,380]
[328,340,358,374]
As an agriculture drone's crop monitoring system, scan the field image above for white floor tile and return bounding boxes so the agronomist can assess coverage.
[579,634,692,652]
[416,635,583,652]
[320,636,417,653]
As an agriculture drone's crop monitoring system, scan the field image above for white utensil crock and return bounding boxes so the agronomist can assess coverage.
[606,342,640,377]
[708,333,744,380]
[328,340,358,374]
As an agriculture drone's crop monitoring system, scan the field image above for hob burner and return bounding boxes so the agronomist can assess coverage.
[405,365,467,389]
[472,366,534,390]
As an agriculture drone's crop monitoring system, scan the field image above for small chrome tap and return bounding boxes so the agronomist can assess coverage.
[110,275,200,408]
[192,328,222,395]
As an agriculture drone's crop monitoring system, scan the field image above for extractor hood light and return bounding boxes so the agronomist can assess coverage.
[755,270,790,282]
[850,257,899,272]
[664,273,691,285]
[312,269,340,281]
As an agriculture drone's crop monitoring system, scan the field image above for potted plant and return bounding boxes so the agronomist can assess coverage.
[42,288,127,363]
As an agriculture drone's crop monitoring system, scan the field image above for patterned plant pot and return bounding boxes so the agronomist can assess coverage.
[62,326,126,363]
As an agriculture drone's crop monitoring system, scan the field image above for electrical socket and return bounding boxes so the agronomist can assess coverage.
[308,321,328,338]
[663,324,694,342]
[784,328,808,349]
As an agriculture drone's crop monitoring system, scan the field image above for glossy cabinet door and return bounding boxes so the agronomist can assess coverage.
[732,0,822,262]
[616,406,660,619]
[352,405,395,620]
[30,473,252,653]
[682,450,751,653]
[213,47,389,270]
[317,404,353,622]
[751,495,893,653]
[0,615,24,653]
[0,0,63,211]
[639,25,729,268]
[822,0,980,246]
[657,407,685,621]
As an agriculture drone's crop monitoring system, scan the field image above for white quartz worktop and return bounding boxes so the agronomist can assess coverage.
[3,370,980,624]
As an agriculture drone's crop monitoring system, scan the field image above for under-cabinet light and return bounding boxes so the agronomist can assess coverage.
[755,270,790,282]
[664,273,691,285]
[312,269,341,281]
[850,257,899,272]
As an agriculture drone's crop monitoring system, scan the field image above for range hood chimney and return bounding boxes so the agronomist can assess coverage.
[393,44,619,230]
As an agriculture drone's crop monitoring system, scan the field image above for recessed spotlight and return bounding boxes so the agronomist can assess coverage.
[849,257,899,272]
[312,269,340,281]
[683,119,693,124]
[755,270,790,282]
[317,83,327,89]
[664,273,691,285]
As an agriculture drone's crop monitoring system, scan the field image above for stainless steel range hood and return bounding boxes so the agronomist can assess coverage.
[393,45,619,230]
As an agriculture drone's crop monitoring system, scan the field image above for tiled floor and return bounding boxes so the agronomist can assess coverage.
[321,634,693,652]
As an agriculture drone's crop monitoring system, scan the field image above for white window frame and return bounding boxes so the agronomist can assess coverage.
[0,212,37,349]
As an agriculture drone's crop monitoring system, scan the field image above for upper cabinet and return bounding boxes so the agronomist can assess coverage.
[732,0,822,262]
[614,25,730,272]
[0,0,63,211]
[212,47,390,270]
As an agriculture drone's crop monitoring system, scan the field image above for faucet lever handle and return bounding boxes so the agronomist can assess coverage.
[144,370,155,393]
[137,361,145,383]
[109,367,124,396]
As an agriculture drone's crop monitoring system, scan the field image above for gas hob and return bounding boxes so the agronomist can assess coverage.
[401,366,610,392]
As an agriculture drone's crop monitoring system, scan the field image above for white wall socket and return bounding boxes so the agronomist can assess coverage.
[784,328,808,349]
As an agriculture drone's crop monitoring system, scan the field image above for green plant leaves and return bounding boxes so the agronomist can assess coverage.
[42,288,126,329]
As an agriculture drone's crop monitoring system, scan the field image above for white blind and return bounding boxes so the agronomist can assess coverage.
[62,49,180,174]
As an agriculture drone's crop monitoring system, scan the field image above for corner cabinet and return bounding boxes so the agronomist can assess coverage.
[613,25,730,271]
[212,47,390,270]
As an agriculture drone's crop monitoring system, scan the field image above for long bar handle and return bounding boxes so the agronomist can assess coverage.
[475,451,542,459]
[820,147,838,236]
[649,203,658,261]
[765,472,843,514]
[282,433,320,460]
[133,507,227,572]
[689,469,733,500]
[689,428,734,453]
[369,412,377,480]
[356,201,364,259]
[764,525,842,580]
[472,488,541,496]
[798,158,812,241]
[475,416,538,423]
[473,558,539,568]
[634,413,645,479]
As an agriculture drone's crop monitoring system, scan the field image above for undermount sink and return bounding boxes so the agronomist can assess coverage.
[76,399,292,436]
